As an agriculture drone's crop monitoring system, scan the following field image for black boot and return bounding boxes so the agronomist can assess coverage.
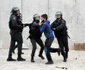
[17,54,26,61]
[63,58,67,62]
[31,56,35,63]
[66,52,68,59]
[38,55,45,60]
[7,58,16,61]
[45,61,54,64]
[63,54,67,62]
[7,54,16,61]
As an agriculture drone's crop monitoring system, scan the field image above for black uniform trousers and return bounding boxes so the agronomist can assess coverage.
[8,32,23,57]
[57,35,69,59]
[30,38,44,59]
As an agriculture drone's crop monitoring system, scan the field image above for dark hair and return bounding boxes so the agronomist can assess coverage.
[41,14,48,20]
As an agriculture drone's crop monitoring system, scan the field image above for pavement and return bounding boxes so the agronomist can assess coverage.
[0,49,85,70]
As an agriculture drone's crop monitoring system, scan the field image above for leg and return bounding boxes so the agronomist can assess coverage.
[49,48,59,53]
[45,38,54,64]
[30,38,37,62]
[63,36,69,59]
[36,39,44,59]
[7,34,16,61]
[57,38,66,62]
[12,43,24,54]
[12,43,18,54]
[49,48,60,56]
[17,33,25,61]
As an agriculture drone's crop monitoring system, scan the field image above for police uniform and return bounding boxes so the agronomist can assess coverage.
[7,7,25,61]
[51,18,69,62]
[28,14,45,62]
[12,13,24,54]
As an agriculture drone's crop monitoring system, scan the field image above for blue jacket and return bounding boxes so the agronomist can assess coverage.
[40,20,54,38]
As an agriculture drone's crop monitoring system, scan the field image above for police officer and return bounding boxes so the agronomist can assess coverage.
[51,11,69,62]
[27,14,45,62]
[7,7,26,61]
[12,12,24,54]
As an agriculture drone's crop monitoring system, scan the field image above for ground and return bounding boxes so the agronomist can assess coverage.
[0,49,85,70]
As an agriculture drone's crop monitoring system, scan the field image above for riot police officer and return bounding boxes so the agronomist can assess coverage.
[12,12,24,54]
[27,14,45,62]
[7,7,26,61]
[51,11,69,62]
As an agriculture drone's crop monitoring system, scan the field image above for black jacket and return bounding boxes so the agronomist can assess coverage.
[9,14,23,33]
[51,19,68,37]
[28,22,42,39]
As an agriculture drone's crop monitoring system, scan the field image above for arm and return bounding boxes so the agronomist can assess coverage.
[40,24,47,33]
[51,21,56,31]
[23,23,31,27]
[55,20,66,31]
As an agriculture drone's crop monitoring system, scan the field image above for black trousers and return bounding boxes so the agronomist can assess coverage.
[45,38,59,62]
[8,32,23,57]
[30,38,44,59]
[57,35,69,59]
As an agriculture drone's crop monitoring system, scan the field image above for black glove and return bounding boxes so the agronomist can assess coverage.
[23,24,30,27]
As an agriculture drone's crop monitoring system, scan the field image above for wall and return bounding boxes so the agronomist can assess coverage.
[0,0,21,48]
[0,0,85,49]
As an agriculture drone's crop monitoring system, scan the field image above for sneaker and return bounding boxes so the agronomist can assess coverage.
[45,61,54,64]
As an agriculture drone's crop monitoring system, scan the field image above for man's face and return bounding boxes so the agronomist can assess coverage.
[40,17,44,22]
[40,17,45,25]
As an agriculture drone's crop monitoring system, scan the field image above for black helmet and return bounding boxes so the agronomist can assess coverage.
[11,7,19,14]
[55,11,62,17]
[33,14,40,21]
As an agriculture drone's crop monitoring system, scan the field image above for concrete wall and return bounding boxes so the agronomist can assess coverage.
[0,0,85,49]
